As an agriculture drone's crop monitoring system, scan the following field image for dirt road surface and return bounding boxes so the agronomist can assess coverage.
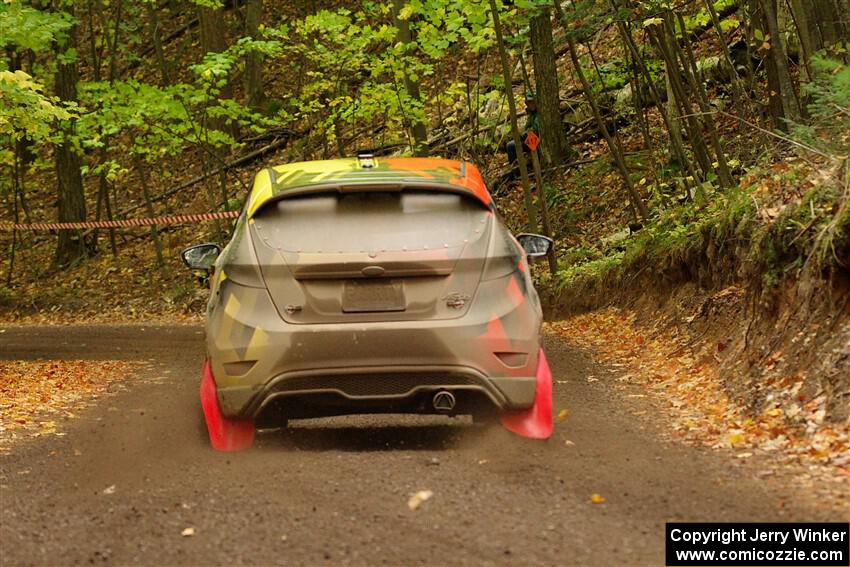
[0,325,845,566]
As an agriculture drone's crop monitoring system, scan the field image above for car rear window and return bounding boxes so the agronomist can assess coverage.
[252,191,489,253]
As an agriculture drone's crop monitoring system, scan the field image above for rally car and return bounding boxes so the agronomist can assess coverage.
[182,156,553,450]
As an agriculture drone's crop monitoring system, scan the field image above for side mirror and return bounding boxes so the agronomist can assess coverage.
[516,233,553,261]
[181,243,221,271]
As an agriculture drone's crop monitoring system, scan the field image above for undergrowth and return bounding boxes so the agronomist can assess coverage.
[551,51,850,304]
[552,166,849,301]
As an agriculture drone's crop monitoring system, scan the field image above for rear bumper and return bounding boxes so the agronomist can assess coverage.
[221,365,536,419]
[206,276,542,418]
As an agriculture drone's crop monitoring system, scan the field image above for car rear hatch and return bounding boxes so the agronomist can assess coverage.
[249,189,493,324]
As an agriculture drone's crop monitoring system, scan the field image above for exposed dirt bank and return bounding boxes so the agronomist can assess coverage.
[543,271,849,505]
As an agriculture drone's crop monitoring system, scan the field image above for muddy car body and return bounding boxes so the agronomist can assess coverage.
[183,157,553,450]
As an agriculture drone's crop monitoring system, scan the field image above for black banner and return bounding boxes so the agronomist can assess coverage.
[666,523,849,566]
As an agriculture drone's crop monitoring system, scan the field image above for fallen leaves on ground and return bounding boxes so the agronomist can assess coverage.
[548,309,849,475]
[1,214,213,325]
[0,359,144,452]
[407,490,434,511]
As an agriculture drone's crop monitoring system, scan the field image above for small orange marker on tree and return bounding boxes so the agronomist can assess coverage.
[524,130,540,152]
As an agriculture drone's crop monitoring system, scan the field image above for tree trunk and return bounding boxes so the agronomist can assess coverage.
[649,24,714,179]
[198,5,227,54]
[92,0,123,254]
[812,0,845,49]
[7,148,21,285]
[529,148,558,272]
[490,0,538,231]
[529,7,569,167]
[834,0,850,47]
[133,155,165,270]
[789,0,847,65]
[703,0,750,113]
[7,51,34,223]
[198,4,235,136]
[391,0,427,155]
[86,0,102,81]
[565,36,648,221]
[53,3,88,268]
[145,1,171,84]
[674,12,734,187]
[106,0,122,84]
[612,12,699,183]
[243,0,265,110]
[198,2,235,208]
[760,0,802,127]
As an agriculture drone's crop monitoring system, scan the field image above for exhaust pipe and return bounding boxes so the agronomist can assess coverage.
[432,390,456,413]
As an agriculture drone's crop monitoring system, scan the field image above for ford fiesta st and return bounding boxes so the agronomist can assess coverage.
[182,156,554,451]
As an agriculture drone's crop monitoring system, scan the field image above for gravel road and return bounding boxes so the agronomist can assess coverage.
[0,325,843,566]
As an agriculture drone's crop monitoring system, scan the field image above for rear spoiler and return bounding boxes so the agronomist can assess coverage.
[247,181,494,219]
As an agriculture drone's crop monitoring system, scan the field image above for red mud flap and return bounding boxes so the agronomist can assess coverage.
[499,349,553,440]
[200,360,255,451]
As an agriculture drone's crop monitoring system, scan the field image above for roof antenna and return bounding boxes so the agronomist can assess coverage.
[356,153,375,169]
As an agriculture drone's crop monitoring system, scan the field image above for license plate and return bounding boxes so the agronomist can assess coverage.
[342,280,406,313]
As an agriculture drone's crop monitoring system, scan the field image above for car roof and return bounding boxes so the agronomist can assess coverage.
[246,157,492,217]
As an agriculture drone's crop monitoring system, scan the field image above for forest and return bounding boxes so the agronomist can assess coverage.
[0,0,847,306]
[0,1,848,560]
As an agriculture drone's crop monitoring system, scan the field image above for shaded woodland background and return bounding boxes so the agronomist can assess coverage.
[0,0,847,315]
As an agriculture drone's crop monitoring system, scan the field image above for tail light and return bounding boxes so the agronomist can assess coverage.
[482,228,524,281]
[219,216,265,288]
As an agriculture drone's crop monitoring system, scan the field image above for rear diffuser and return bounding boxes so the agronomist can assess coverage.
[499,349,553,439]
[200,360,255,451]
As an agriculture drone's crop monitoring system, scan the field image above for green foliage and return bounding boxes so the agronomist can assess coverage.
[408,0,497,56]
[554,160,849,297]
[586,56,629,92]
[0,3,77,145]
[78,76,269,171]
[583,51,662,96]
[555,251,624,292]
[190,0,224,8]
[748,183,846,288]
[0,2,74,53]
[679,0,738,35]
[0,70,75,141]
[275,0,512,150]
[791,51,850,158]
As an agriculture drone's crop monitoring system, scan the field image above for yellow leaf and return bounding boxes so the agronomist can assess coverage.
[407,490,433,511]
[556,409,570,423]
[590,493,606,504]
[728,431,745,447]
